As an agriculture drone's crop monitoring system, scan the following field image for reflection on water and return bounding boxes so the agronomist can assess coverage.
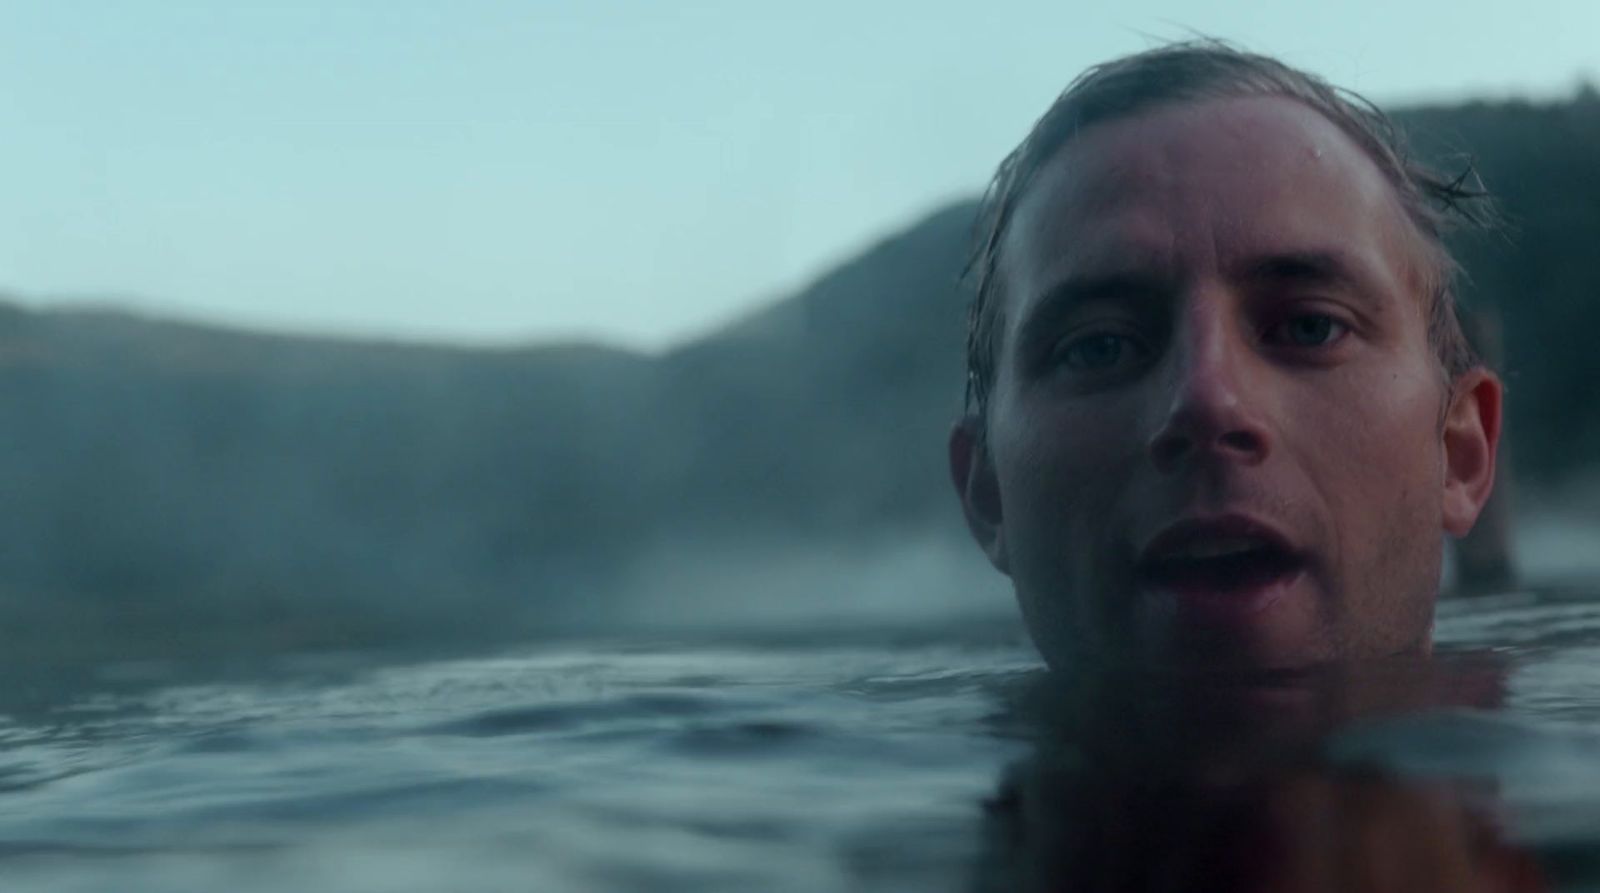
[978,654,1545,891]
[982,755,1544,892]
[1,589,1599,890]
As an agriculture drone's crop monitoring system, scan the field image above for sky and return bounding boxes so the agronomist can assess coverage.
[2,1,1596,351]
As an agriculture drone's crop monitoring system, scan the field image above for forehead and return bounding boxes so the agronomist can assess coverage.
[999,95,1424,320]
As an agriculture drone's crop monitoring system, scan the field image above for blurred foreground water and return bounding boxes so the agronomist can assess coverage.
[0,617,1038,892]
[3,587,1600,891]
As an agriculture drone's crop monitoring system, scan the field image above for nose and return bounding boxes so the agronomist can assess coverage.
[1146,303,1272,472]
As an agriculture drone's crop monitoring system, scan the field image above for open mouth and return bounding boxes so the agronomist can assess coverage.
[1141,542,1302,595]
[1137,521,1307,609]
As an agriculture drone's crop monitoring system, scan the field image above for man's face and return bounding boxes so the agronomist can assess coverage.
[951,96,1501,671]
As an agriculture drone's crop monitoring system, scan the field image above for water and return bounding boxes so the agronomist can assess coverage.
[5,591,1600,891]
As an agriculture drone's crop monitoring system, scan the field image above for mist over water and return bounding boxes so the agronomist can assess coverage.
[607,531,1013,634]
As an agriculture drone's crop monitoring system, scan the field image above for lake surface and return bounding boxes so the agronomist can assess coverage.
[5,587,1600,891]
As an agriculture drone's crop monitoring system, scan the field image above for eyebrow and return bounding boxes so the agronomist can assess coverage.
[1014,271,1173,350]
[1234,250,1372,295]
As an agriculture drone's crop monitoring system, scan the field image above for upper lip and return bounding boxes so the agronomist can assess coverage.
[1137,514,1300,568]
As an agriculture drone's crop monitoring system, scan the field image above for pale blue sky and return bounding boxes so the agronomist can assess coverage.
[2,1,1595,349]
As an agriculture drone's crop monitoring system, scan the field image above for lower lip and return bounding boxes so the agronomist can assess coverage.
[1150,567,1305,624]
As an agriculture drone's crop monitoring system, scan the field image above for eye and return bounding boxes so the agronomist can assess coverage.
[1267,313,1349,348]
[1051,332,1147,373]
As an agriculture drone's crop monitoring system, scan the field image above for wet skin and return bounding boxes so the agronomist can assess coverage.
[951,96,1502,671]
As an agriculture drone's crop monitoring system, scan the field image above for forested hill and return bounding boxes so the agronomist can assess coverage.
[1398,91,1600,475]
[2,92,1595,659]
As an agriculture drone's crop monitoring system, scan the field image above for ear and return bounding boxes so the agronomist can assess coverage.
[949,418,1010,574]
[1441,369,1503,538]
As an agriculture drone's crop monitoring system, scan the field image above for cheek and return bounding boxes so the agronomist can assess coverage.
[1354,366,1442,470]
[987,395,1146,660]
[989,394,1144,538]
[1292,361,1446,549]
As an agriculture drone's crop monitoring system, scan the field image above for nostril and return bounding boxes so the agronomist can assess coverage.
[1149,430,1194,469]
[1149,425,1267,470]
[1147,385,1273,469]
[1218,429,1263,455]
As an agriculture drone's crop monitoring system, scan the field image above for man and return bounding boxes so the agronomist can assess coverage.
[948,42,1503,672]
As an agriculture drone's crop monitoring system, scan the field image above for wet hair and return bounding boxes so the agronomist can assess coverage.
[962,39,1494,431]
